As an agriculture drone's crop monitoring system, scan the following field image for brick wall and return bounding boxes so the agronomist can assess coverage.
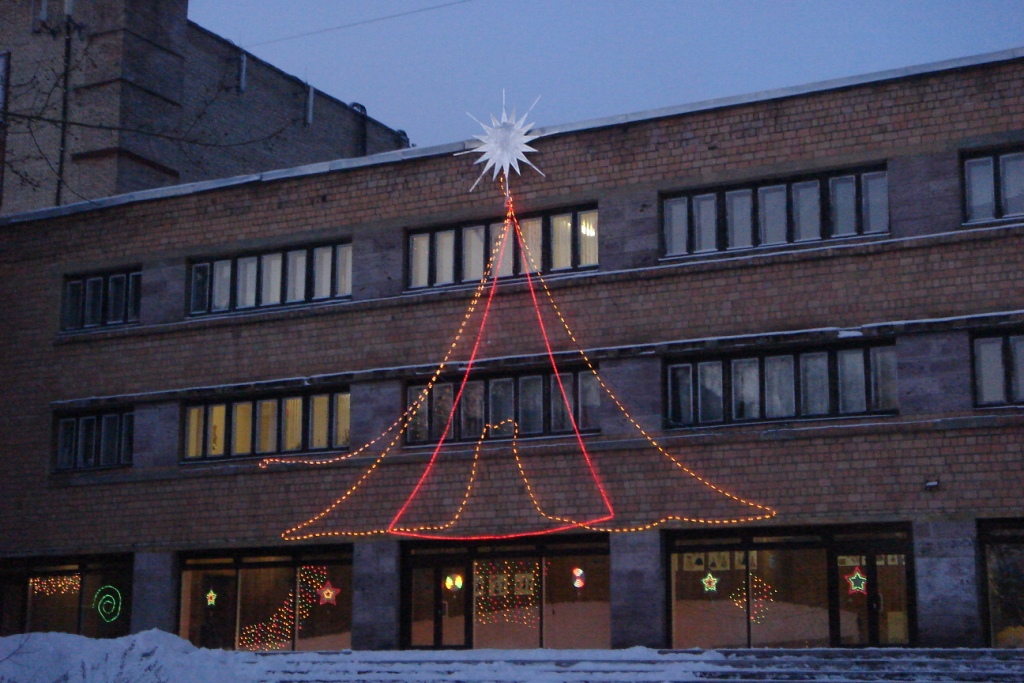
[1,55,1024,555]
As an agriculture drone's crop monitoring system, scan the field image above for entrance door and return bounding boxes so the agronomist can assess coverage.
[409,563,469,648]
[833,546,910,646]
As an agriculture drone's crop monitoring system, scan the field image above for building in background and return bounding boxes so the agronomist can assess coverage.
[1,48,1024,651]
[0,0,408,216]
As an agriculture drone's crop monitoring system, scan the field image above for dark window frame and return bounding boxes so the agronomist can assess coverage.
[188,242,353,316]
[54,410,134,472]
[0,52,9,209]
[61,268,141,331]
[183,389,351,462]
[406,369,601,444]
[406,206,599,290]
[971,332,1024,407]
[662,166,889,257]
[665,344,898,428]
[962,147,1024,224]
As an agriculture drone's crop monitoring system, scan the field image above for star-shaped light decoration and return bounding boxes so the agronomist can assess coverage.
[317,580,339,605]
[205,589,217,606]
[845,566,868,595]
[457,93,545,194]
[702,572,719,592]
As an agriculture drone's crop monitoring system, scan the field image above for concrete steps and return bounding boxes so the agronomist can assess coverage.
[250,648,1024,683]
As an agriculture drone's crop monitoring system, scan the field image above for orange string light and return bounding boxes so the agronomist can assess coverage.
[268,175,776,541]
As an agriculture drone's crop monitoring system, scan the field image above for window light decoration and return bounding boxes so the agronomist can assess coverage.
[260,100,777,542]
[473,560,540,628]
[205,590,217,607]
[729,576,777,624]
[317,580,339,606]
[445,574,464,591]
[92,585,123,623]
[702,573,719,592]
[845,566,868,595]
[30,575,81,596]
[237,565,332,651]
[572,567,585,589]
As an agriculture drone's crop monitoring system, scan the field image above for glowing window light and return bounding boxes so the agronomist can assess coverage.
[845,566,868,595]
[205,589,217,606]
[29,575,81,596]
[445,574,464,591]
[92,585,122,623]
[702,572,719,592]
[572,567,585,589]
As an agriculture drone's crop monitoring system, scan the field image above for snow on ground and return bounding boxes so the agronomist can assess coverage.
[0,630,242,683]
[0,631,726,683]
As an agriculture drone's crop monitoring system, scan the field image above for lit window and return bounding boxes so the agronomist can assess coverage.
[407,208,598,288]
[184,390,350,460]
[189,243,352,315]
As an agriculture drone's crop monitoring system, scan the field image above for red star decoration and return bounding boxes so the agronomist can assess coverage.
[317,580,339,605]
[702,572,719,592]
[845,566,868,595]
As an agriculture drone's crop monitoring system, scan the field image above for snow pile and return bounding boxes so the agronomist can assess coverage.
[0,629,243,683]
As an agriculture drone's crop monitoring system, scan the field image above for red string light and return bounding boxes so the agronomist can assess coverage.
[264,176,777,541]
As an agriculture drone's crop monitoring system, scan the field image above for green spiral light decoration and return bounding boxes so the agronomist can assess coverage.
[92,585,122,623]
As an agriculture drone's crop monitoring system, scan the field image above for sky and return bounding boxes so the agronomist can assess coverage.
[186,0,1024,150]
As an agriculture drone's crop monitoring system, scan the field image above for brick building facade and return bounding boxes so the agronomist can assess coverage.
[0,0,408,216]
[2,49,1024,650]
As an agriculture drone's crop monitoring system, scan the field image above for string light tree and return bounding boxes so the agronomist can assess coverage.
[260,96,778,542]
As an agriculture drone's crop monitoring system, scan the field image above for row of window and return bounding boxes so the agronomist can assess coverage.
[407,371,601,443]
[664,169,889,256]
[408,208,599,288]
[184,392,351,460]
[667,346,897,426]
[189,243,353,315]
[56,411,134,470]
[52,332,1024,470]
[59,149,1024,331]
[974,335,1024,406]
[61,270,141,331]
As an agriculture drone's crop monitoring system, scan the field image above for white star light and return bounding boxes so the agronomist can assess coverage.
[458,95,545,192]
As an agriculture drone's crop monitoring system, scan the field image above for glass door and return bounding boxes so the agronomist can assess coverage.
[408,563,469,648]
[834,548,910,646]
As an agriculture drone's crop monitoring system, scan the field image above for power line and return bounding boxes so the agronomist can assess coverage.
[244,0,472,49]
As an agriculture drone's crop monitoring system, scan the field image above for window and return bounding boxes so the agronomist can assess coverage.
[663,168,888,256]
[184,390,350,460]
[667,345,897,426]
[0,558,133,639]
[189,243,352,315]
[407,208,598,288]
[973,334,1024,406]
[407,370,600,443]
[964,150,1024,223]
[55,410,134,471]
[179,552,351,651]
[61,269,141,331]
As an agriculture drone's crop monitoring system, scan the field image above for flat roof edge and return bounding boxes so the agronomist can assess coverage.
[2,46,1021,227]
